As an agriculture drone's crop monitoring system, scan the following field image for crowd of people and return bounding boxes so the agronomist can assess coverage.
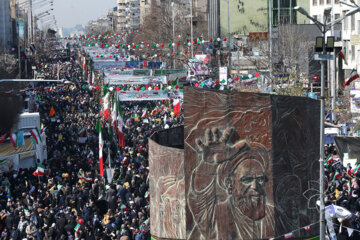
[324,144,360,239]
[0,43,183,239]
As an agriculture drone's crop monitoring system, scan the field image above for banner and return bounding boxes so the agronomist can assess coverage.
[168,70,188,81]
[219,67,227,84]
[118,90,183,101]
[104,75,167,85]
[18,19,24,40]
[93,61,141,70]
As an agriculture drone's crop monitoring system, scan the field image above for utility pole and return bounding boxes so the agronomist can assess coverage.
[172,1,175,69]
[30,0,33,43]
[190,0,193,58]
[269,0,273,92]
[227,0,231,79]
[17,2,21,78]
[319,15,326,239]
[330,0,336,122]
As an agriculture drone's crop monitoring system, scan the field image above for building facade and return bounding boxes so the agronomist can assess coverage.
[0,0,13,53]
[310,0,360,92]
[219,0,310,36]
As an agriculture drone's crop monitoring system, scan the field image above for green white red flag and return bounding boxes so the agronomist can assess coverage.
[99,130,104,176]
[344,69,359,87]
[32,163,45,176]
[326,155,334,163]
[30,128,41,144]
[103,93,110,121]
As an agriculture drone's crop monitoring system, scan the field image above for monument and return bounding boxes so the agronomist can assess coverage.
[149,87,320,240]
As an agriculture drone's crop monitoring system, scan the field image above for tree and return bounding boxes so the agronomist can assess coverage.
[130,0,208,68]
[242,24,319,96]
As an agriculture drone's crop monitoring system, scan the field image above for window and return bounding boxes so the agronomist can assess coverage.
[320,0,324,4]
[313,0,317,5]
[351,14,355,31]
[327,0,331,3]
[272,0,297,26]
[352,45,355,61]
[343,11,348,30]
[335,14,340,19]
[358,20,360,34]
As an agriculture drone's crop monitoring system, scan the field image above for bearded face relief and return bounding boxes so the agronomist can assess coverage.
[188,125,274,239]
[229,159,267,220]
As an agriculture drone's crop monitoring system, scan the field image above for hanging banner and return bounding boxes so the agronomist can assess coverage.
[350,90,360,113]
[219,67,227,85]
[167,70,188,81]
[93,61,141,70]
[104,75,167,85]
[104,70,133,76]
[118,90,183,101]
[18,19,24,40]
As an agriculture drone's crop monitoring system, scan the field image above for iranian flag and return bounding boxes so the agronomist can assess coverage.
[339,48,347,65]
[347,180,352,194]
[78,174,93,182]
[117,112,125,148]
[99,130,104,176]
[74,223,81,232]
[351,164,360,175]
[284,232,294,239]
[325,155,334,164]
[173,99,181,116]
[111,102,117,126]
[141,108,148,118]
[32,163,45,176]
[334,170,340,180]
[344,69,359,87]
[103,93,110,121]
[9,133,17,148]
[30,129,41,144]
[0,133,8,144]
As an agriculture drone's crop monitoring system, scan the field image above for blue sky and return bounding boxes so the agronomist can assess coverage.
[51,0,116,28]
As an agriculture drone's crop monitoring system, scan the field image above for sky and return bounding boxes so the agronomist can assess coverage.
[51,0,116,29]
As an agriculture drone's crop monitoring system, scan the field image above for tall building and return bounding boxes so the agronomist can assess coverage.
[310,1,359,90]
[116,0,141,32]
[0,0,13,53]
[219,0,310,36]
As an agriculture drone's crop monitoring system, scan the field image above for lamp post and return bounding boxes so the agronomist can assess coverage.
[295,5,360,240]
[190,0,194,58]
[227,0,231,78]
[171,1,175,69]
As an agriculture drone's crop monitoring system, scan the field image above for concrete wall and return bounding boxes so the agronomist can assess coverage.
[149,127,186,240]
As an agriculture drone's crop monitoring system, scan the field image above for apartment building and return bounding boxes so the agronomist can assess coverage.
[0,0,13,53]
[116,0,141,31]
[310,0,360,75]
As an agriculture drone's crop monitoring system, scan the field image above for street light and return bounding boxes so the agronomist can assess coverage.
[295,5,360,240]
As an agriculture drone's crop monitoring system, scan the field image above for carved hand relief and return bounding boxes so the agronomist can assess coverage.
[188,127,274,240]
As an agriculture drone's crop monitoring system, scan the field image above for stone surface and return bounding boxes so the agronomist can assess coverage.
[149,127,186,239]
[184,88,320,240]
[149,88,320,240]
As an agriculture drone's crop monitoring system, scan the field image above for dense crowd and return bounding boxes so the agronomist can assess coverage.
[0,49,183,239]
[324,144,360,239]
